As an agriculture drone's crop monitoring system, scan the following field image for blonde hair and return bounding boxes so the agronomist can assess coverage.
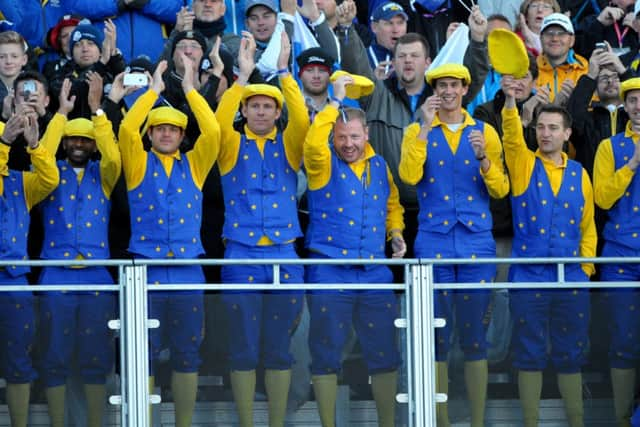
[0,31,28,53]
[517,0,561,32]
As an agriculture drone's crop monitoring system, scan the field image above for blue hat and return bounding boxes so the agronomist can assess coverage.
[69,22,104,52]
[371,2,408,22]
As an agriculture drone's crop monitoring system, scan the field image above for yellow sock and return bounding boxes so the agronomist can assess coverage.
[264,369,291,427]
[45,385,65,427]
[371,371,398,427]
[230,370,256,427]
[464,360,487,427]
[435,361,450,427]
[6,382,30,427]
[518,370,542,427]
[149,376,155,427]
[312,374,337,427]
[172,372,198,427]
[612,368,636,426]
[84,384,106,427]
[557,372,584,427]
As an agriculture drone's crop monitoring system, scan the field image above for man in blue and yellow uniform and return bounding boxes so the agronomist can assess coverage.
[214,31,309,427]
[36,73,120,427]
[0,113,59,427]
[399,63,509,427]
[304,74,406,427]
[118,56,220,427]
[501,75,597,427]
[593,77,640,426]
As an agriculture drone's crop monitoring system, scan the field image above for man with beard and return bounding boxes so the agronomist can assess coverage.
[399,63,509,427]
[36,73,119,427]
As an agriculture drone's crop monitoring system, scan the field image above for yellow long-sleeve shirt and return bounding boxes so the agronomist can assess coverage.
[398,111,509,199]
[118,88,220,191]
[0,141,60,210]
[303,104,404,237]
[215,74,310,245]
[41,113,121,197]
[501,106,596,275]
[593,122,637,210]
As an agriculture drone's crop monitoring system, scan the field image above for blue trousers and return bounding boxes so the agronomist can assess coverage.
[38,266,115,386]
[600,241,640,369]
[0,271,36,383]
[306,261,400,375]
[414,225,496,361]
[509,263,590,373]
[221,241,303,371]
[147,265,205,374]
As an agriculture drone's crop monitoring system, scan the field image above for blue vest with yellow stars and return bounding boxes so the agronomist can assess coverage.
[221,134,301,245]
[128,153,204,259]
[512,159,584,258]
[0,172,30,276]
[40,161,110,261]
[305,149,390,259]
[417,123,492,234]
[603,133,640,249]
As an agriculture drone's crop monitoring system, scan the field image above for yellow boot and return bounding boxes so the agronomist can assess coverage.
[172,371,198,427]
[45,385,65,427]
[312,374,337,427]
[371,371,398,427]
[518,370,542,427]
[464,360,487,427]
[230,370,256,427]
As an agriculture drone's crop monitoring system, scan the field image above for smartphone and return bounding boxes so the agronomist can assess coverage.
[21,80,36,99]
[123,73,149,87]
[595,42,607,50]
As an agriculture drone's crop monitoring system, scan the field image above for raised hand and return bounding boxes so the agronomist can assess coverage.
[57,78,76,115]
[298,0,321,21]
[468,5,488,42]
[23,113,40,149]
[237,31,257,83]
[176,6,196,32]
[1,114,25,145]
[180,53,196,93]
[419,95,441,128]
[86,71,104,113]
[597,6,624,26]
[277,31,291,72]
[336,0,356,27]
[208,36,224,78]
[150,60,168,95]
[331,73,354,103]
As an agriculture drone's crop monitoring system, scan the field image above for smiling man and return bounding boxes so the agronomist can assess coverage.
[37,72,120,427]
[118,56,220,427]
[399,63,509,427]
[501,75,596,427]
[303,74,405,427]
[215,32,309,427]
[536,13,588,104]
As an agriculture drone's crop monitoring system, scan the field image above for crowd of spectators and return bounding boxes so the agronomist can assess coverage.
[2,0,640,426]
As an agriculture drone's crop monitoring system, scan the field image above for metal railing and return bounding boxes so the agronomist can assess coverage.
[0,256,636,426]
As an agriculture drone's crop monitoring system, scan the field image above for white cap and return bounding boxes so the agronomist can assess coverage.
[540,13,574,35]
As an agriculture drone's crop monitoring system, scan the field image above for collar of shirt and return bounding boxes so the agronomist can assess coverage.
[624,121,640,143]
[150,147,182,161]
[534,149,568,169]
[431,109,475,129]
[244,124,277,142]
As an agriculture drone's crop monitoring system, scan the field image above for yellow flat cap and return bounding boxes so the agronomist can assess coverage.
[620,77,640,100]
[330,70,374,99]
[241,84,285,109]
[488,28,529,79]
[426,63,471,86]
[143,106,188,134]
[64,118,95,139]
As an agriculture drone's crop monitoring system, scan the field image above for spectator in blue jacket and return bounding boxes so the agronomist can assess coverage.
[70,0,182,62]
[0,0,43,52]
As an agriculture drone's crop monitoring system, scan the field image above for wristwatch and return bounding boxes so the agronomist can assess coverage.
[93,108,105,116]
